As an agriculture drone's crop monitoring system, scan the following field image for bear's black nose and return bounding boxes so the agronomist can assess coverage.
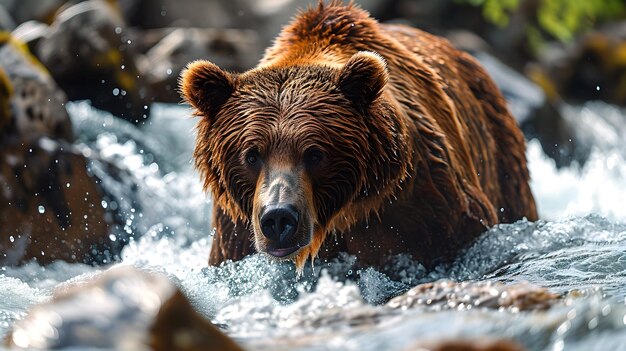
[260,204,299,243]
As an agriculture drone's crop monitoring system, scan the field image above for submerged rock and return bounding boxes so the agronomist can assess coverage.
[387,280,561,312]
[35,0,152,123]
[4,267,243,351]
[406,339,525,351]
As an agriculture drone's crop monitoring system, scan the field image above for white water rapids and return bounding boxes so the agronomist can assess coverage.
[1,101,626,350]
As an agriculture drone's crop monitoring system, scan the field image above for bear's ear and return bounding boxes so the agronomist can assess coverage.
[180,60,235,120]
[336,51,388,112]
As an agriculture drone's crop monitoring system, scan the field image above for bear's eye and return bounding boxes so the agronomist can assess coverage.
[245,150,260,166]
[304,148,324,167]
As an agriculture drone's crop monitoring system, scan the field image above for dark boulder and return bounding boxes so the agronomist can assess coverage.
[0,32,73,141]
[0,136,114,265]
[35,0,152,123]
[0,32,116,265]
[140,27,260,102]
[119,0,258,30]
[533,23,626,106]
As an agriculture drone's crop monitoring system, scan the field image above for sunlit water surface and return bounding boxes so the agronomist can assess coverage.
[1,101,626,350]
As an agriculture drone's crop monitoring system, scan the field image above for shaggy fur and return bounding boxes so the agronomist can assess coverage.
[180,1,537,272]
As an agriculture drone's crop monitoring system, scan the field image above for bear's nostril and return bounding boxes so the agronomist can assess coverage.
[262,218,276,238]
[260,204,299,243]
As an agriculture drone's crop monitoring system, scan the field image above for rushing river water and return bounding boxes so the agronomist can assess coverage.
[1,101,626,350]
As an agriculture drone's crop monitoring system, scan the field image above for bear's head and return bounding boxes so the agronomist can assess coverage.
[181,52,410,271]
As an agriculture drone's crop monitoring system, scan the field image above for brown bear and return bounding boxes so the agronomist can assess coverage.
[180,1,538,273]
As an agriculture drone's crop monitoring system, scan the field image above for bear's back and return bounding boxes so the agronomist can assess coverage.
[379,23,537,223]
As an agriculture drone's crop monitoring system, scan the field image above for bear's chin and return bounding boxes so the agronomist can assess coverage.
[259,245,311,276]
[256,233,326,275]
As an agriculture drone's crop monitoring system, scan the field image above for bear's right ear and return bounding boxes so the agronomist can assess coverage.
[180,60,235,120]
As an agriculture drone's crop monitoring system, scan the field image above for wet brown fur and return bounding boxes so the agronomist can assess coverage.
[180,1,537,271]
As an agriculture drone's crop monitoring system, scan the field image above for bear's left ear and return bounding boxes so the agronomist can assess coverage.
[180,60,235,120]
[336,51,388,112]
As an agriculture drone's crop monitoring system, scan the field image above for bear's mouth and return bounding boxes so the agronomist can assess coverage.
[266,245,301,258]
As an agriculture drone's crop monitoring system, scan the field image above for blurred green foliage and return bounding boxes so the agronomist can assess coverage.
[460,0,626,42]
[461,0,520,27]
[538,0,625,41]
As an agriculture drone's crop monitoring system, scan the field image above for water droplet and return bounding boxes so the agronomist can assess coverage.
[109,234,117,242]
[9,236,14,243]
[596,85,601,91]
[101,200,108,209]
[38,205,45,214]
[114,27,122,34]
[166,68,172,75]
[66,182,70,188]
[112,88,120,96]
[127,39,132,44]
[121,65,125,70]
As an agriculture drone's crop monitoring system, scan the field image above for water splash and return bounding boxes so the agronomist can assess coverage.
[2,101,626,350]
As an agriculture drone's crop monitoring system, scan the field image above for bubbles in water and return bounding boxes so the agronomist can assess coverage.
[37,206,45,214]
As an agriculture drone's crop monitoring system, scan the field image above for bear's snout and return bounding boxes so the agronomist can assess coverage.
[260,204,300,257]
[252,167,314,260]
